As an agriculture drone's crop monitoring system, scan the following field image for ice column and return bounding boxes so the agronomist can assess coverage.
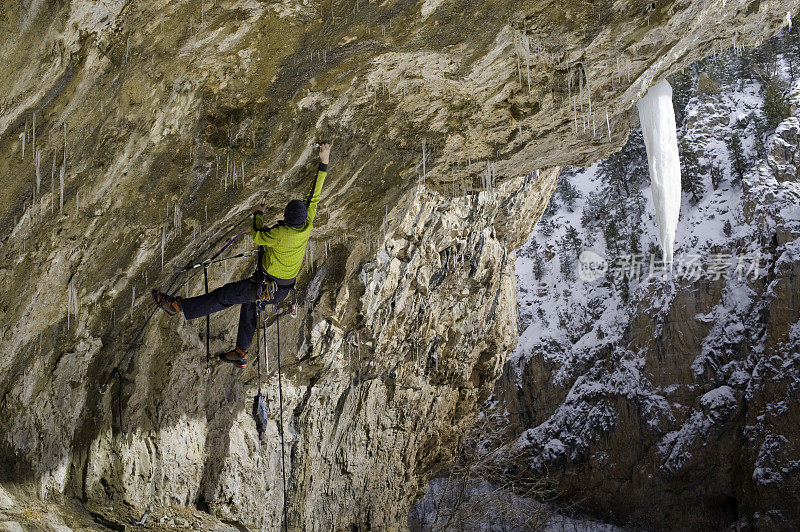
[636,80,681,264]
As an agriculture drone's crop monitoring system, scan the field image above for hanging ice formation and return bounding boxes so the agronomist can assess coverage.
[636,80,681,264]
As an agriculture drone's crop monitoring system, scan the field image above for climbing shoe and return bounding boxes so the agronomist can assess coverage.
[152,289,181,317]
[219,347,247,368]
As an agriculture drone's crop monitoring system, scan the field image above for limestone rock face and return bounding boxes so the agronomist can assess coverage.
[0,0,795,528]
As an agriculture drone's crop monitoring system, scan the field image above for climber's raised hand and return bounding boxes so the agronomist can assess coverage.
[318,142,331,165]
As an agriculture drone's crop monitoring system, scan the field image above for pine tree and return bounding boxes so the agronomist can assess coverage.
[751,112,768,158]
[564,225,582,254]
[629,179,645,255]
[533,251,545,280]
[629,230,641,256]
[764,79,791,130]
[603,217,620,255]
[648,241,660,262]
[727,134,748,183]
[538,218,554,237]
[560,225,583,280]
[543,193,559,218]
[669,68,694,126]
[710,163,724,190]
[598,129,648,198]
[557,173,580,212]
[679,138,704,202]
[620,274,630,303]
[559,239,575,280]
[580,191,606,240]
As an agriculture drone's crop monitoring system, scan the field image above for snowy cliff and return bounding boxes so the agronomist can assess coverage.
[0,0,797,529]
[470,30,800,529]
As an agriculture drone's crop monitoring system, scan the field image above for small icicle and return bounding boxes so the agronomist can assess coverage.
[421,139,427,186]
[35,149,41,193]
[173,205,182,236]
[50,153,56,213]
[67,279,79,329]
[161,226,165,271]
[524,31,532,95]
[584,66,593,124]
[59,165,65,214]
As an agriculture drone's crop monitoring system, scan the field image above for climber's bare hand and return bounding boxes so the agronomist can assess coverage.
[252,203,265,214]
[318,143,331,165]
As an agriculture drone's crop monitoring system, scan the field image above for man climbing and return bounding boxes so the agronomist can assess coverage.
[152,142,331,368]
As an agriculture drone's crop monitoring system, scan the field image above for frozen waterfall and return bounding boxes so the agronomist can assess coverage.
[636,80,681,265]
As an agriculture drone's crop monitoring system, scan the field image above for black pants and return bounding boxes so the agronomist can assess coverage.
[181,271,292,351]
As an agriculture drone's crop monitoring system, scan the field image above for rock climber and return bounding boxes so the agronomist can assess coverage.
[152,142,331,368]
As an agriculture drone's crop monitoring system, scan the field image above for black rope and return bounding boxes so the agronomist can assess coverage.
[204,266,210,374]
[276,303,289,532]
[101,213,251,391]
[255,312,262,395]
[205,250,256,267]
[98,272,183,395]
[99,211,254,436]
[179,213,253,272]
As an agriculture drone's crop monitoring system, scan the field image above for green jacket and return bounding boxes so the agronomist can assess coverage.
[251,162,327,280]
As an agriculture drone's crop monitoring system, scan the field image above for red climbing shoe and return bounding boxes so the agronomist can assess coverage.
[152,289,181,317]
[219,347,247,368]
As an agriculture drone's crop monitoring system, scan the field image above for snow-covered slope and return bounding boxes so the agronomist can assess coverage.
[500,33,800,529]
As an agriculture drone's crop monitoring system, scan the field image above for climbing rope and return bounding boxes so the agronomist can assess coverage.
[101,208,294,528]
[253,296,289,530]
[203,266,210,373]
[275,301,289,532]
[99,212,253,435]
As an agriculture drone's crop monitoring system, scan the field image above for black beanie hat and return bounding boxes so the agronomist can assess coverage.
[284,199,307,228]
